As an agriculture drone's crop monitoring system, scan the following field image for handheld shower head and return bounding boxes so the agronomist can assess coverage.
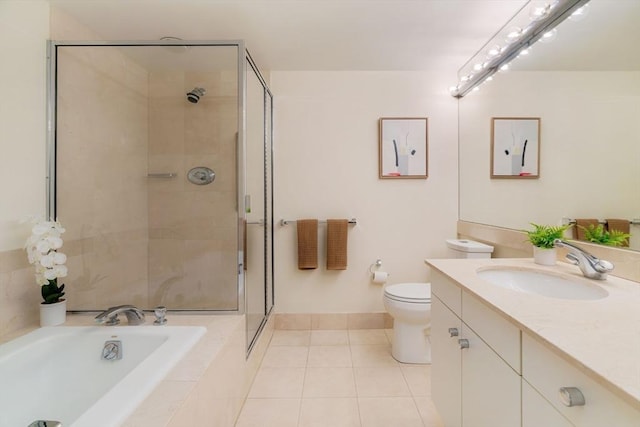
[186,87,206,104]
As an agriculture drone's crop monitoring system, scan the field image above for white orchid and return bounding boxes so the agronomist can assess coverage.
[25,218,67,303]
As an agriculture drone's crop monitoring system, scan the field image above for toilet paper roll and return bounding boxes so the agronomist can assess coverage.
[372,271,388,284]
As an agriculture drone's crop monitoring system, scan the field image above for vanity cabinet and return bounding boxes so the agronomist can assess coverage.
[522,333,640,427]
[431,267,640,427]
[432,271,521,427]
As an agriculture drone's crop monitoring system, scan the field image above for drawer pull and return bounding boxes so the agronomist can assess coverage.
[448,328,459,337]
[559,387,586,407]
[458,338,469,349]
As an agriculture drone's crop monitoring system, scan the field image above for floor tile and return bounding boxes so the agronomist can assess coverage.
[299,398,361,427]
[350,344,398,367]
[414,396,444,427]
[248,367,306,398]
[307,345,352,367]
[358,397,424,427]
[234,398,301,427]
[349,329,389,345]
[303,367,357,398]
[271,330,311,346]
[400,365,432,397]
[354,367,411,397]
[261,345,309,368]
[310,329,349,346]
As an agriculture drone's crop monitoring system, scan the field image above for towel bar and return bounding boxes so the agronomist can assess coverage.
[280,218,357,226]
[562,217,640,226]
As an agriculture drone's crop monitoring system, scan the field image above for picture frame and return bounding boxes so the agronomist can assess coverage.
[378,117,428,179]
[490,117,540,179]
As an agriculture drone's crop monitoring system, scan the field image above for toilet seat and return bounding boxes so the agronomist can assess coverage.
[384,283,431,303]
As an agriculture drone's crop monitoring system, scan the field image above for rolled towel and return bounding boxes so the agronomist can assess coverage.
[606,219,630,247]
[297,219,318,270]
[575,218,599,241]
[326,219,348,270]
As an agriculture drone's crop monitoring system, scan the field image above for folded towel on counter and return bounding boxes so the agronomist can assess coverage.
[326,219,349,270]
[297,219,318,270]
[606,219,630,247]
[575,218,599,241]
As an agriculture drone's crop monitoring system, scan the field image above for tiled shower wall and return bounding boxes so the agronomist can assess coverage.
[56,46,151,310]
[147,69,239,310]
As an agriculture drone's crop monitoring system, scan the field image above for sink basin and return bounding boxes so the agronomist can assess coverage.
[477,268,609,300]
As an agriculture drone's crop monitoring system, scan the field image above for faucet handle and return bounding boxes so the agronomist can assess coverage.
[154,306,167,325]
[565,252,580,265]
[594,259,614,273]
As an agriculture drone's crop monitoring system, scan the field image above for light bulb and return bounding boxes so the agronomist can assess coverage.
[486,76,493,82]
[530,2,551,21]
[518,48,530,56]
[539,28,557,43]
[473,63,483,71]
[487,45,502,57]
[505,27,523,44]
[500,63,510,72]
[568,4,590,22]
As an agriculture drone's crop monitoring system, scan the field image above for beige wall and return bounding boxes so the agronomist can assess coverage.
[459,71,640,250]
[271,71,459,314]
[0,1,50,336]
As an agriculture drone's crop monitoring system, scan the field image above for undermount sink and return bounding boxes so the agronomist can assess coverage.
[477,268,609,300]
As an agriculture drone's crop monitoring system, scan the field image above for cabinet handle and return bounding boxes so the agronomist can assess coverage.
[558,387,586,407]
[458,338,469,349]
[448,328,459,337]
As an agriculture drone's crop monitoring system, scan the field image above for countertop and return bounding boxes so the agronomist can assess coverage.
[425,258,640,409]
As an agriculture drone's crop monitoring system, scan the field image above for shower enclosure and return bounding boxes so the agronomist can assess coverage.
[47,41,274,351]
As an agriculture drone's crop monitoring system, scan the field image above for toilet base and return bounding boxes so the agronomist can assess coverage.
[391,322,431,364]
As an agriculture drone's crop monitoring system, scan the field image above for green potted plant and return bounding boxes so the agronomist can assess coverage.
[579,224,631,247]
[25,218,68,326]
[525,223,571,265]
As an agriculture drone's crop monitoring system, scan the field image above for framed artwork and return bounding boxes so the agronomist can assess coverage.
[379,117,428,179]
[491,117,540,179]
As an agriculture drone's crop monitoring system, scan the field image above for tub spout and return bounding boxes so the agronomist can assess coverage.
[95,305,146,326]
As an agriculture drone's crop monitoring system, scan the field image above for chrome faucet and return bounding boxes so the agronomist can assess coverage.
[95,305,146,326]
[553,239,614,280]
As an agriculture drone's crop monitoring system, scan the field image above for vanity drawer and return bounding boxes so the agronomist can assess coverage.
[522,333,640,427]
[431,270,461,316]
[462,291,520,373]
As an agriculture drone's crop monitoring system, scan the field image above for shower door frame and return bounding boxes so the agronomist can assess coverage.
[46,40,262,316]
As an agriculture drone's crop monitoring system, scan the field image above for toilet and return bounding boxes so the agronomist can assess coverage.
[383,239,494,364]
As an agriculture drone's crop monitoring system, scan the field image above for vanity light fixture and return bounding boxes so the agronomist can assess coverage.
[450,0,591,98]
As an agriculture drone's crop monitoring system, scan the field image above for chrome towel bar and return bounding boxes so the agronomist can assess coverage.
[280,218,357,226]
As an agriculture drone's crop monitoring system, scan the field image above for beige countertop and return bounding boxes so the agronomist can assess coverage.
[425,258,640,409]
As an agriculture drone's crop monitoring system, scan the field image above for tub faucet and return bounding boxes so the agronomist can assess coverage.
[553,239,614,280]
[95,305,146,326]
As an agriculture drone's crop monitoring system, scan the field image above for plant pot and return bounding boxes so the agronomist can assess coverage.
[40,299,67,327]
[533,247,557,266]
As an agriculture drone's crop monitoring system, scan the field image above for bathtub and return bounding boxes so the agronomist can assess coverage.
[0,325,206,427]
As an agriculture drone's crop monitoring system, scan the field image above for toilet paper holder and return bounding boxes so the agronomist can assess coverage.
[369,259,383,274]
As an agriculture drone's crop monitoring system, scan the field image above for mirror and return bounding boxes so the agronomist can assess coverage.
[459,0,640,251]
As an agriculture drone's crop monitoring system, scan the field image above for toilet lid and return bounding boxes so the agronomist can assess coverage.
[384,283,431,302]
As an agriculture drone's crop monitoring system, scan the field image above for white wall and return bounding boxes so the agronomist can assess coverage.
[271,71,458,313]
[0,1,50,251]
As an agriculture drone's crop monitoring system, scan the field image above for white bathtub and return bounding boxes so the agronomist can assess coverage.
[0,325,206,427]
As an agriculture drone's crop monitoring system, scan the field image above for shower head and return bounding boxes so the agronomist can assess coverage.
[186,87,206,104]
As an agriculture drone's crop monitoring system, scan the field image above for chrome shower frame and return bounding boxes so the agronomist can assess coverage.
[46,40,274,324]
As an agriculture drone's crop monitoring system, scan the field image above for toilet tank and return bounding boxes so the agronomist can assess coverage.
[446,239,494,259]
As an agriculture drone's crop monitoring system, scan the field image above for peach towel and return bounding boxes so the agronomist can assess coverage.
[297,219,318,270]
[606,219,630,247]
[326,219,348,270]
[575,218,599,241]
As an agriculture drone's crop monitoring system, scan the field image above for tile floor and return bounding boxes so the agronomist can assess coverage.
[235,329,444,427]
